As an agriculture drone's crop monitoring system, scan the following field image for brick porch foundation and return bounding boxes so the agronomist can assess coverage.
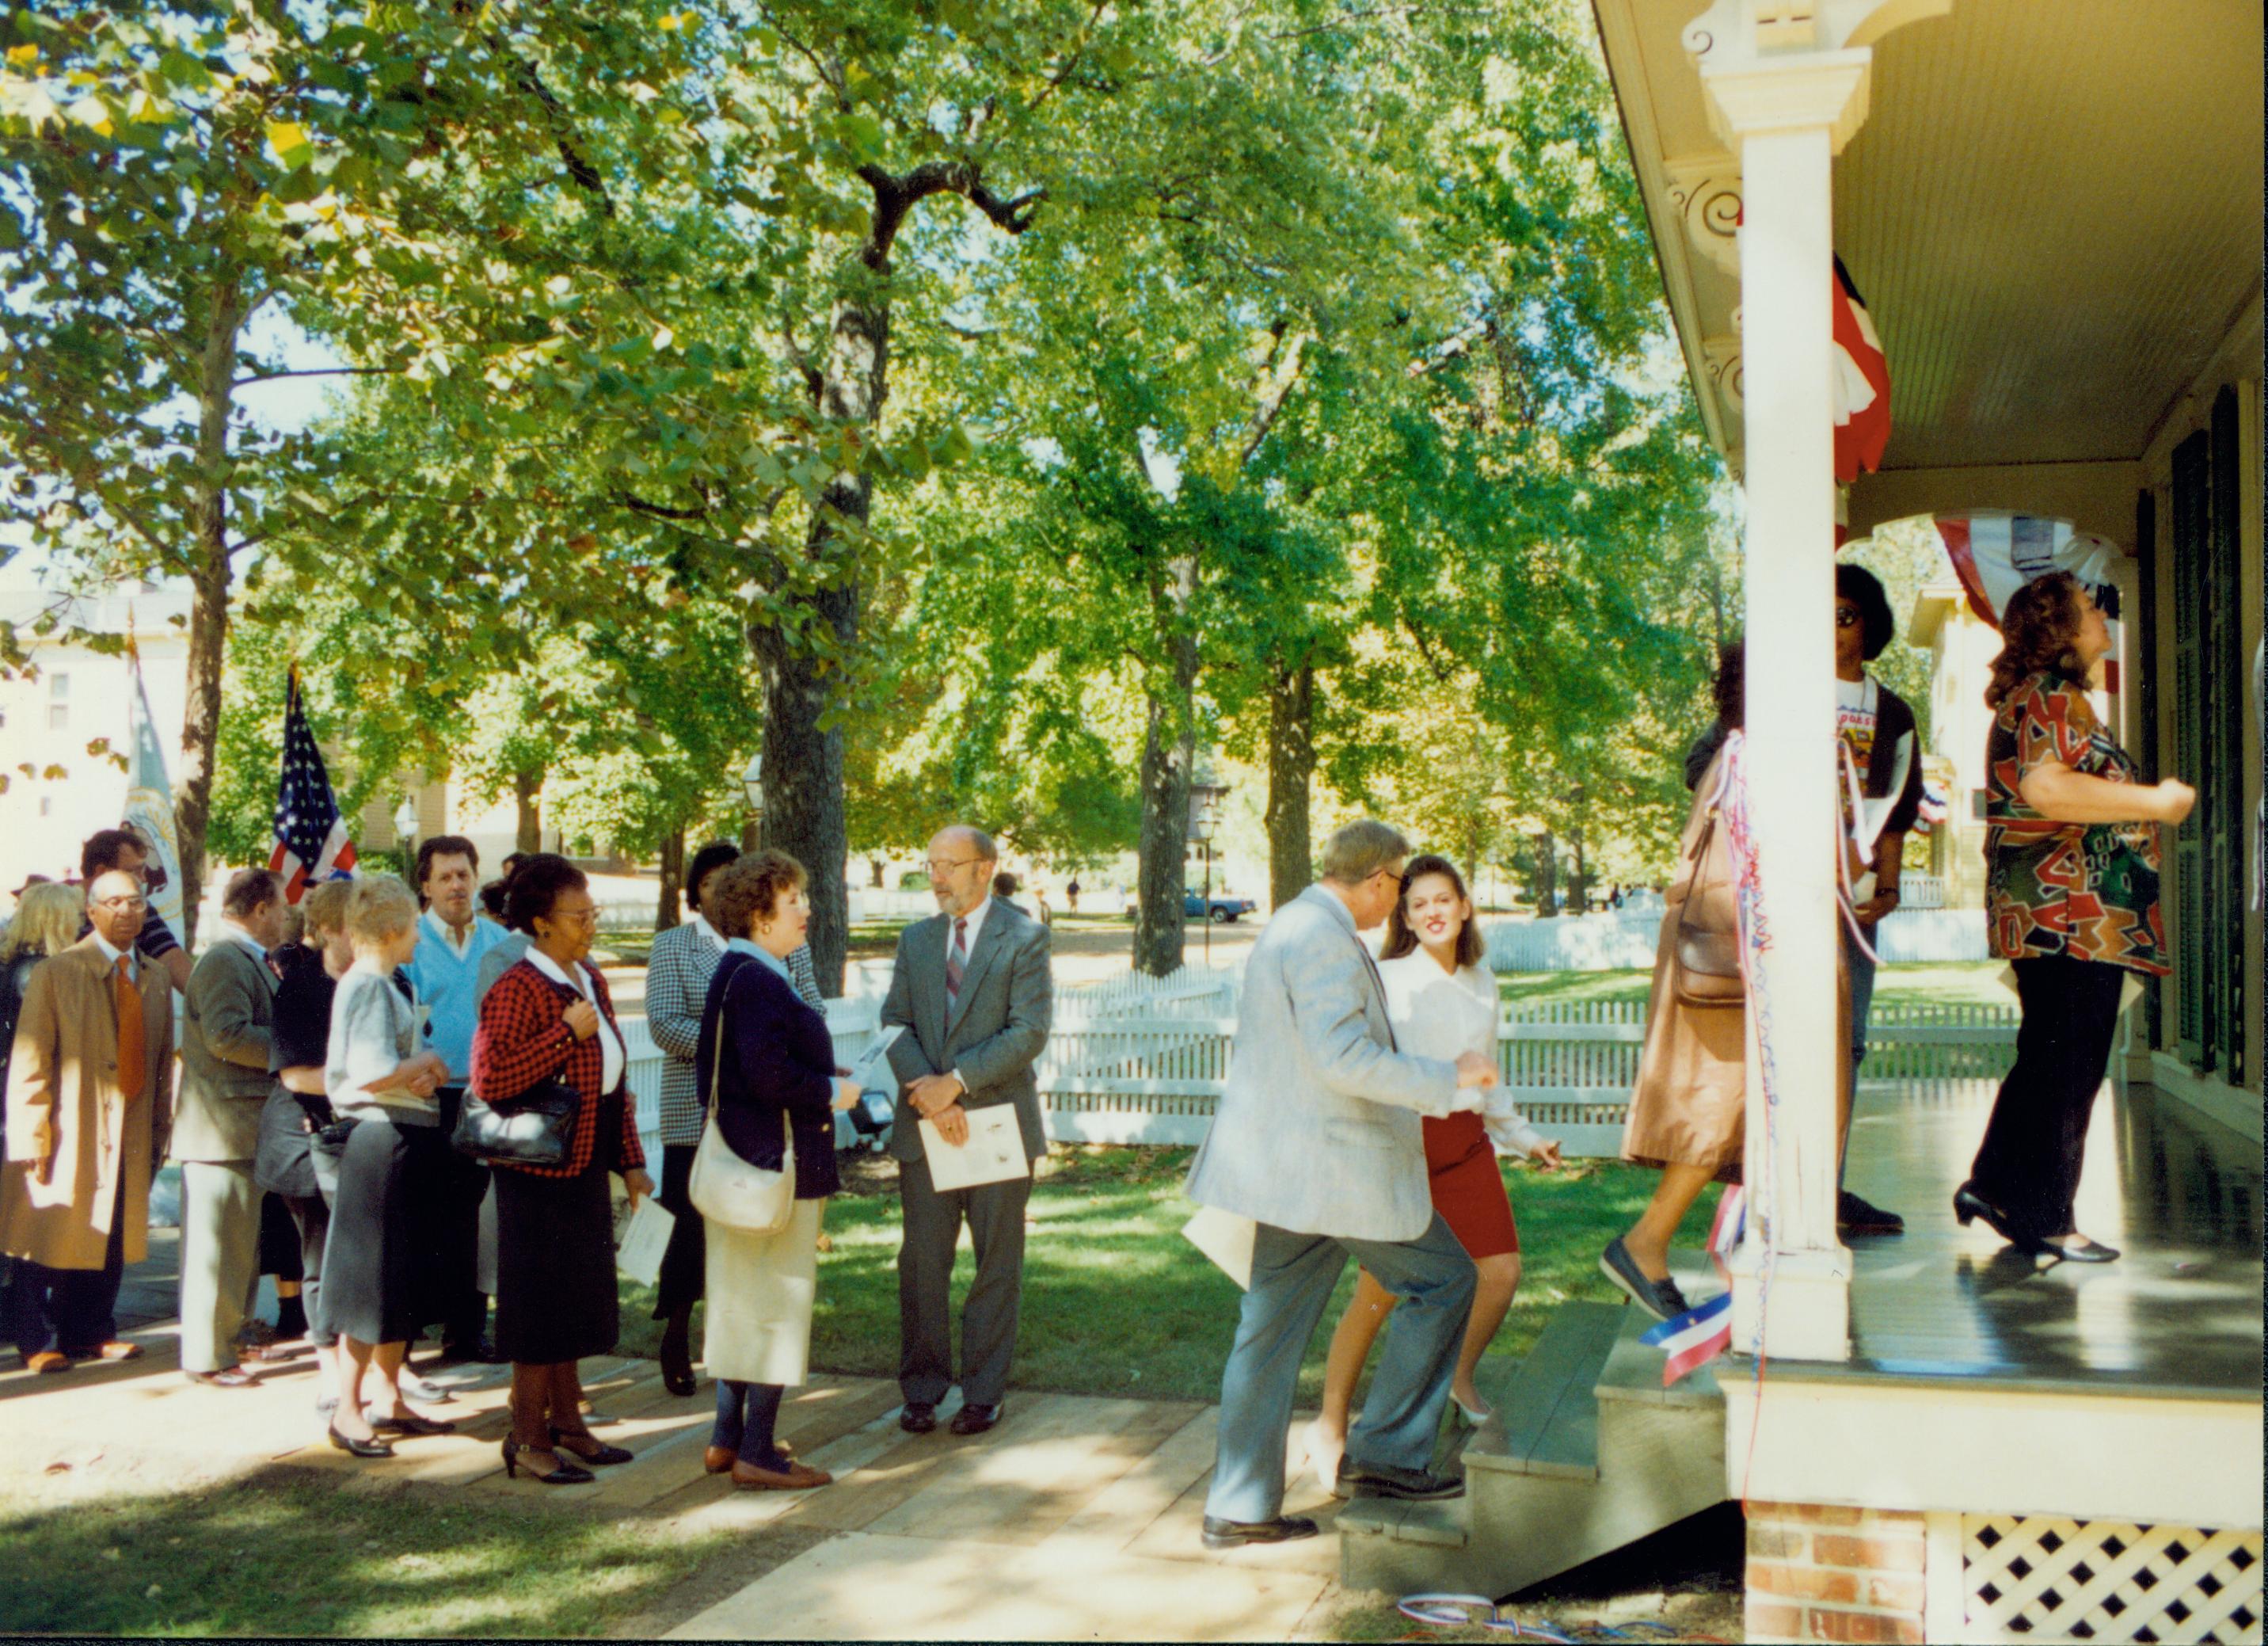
[1745,1500,1928,1644]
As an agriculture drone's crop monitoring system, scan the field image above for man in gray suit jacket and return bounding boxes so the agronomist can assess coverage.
[1186,820,1500,1548]
[174,868,285,1385]
[881,825,1052,1437]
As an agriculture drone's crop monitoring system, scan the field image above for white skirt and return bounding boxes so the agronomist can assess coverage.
[702,1198,822,1386]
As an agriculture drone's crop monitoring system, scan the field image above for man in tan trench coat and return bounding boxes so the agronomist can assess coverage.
[1,869,174,1373]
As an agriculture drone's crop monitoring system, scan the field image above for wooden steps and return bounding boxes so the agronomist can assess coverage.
[1341,1258,1730,1599]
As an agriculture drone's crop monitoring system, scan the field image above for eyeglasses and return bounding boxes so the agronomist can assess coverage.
[1834,607,1863,629]
[93,895,147,913]
[548,905,600,927]
[925,858,980,877]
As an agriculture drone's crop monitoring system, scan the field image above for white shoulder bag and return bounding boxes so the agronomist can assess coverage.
[687,998,796,1233]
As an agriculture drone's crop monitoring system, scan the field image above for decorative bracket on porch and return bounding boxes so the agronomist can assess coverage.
[1701,334,1745,412]
[1665,158,1743,276]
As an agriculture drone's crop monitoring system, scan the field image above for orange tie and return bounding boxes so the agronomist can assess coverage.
[113,958,146,1100]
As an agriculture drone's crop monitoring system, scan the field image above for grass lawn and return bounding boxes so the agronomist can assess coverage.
[0,1469,749,1637]
[618,1146,1723,1407]
[1500,958,2012,1010]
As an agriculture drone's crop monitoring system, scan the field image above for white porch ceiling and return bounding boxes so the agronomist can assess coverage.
[1597,0,2265,473]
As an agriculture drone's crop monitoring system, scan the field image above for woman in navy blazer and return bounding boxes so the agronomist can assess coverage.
[694,851,858,1492]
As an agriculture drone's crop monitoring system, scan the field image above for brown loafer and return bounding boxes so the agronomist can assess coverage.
[706,1440,793,1473]
[729,1457,833,1492]
[25,1350,70,1375]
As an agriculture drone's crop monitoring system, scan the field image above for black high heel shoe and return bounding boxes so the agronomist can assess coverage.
[328,1425,395,1460]
[1954,1187,2050,1256]
[659,1332,696,1398]
[501,1439,595,1484]
[550,1425,634,1466]
[2039,1234,2121,1263]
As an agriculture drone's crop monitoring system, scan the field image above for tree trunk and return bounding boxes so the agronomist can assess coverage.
[512,769,542,854]
[1460,819,1481,897]
[1265,661,1315,908]
[755,579,855,993]
[172,270,245,950]
[870,857,886,889]
[1134,680,1194,977]
[654,826,686,932]
[1534,829,1557,916]
[1569,829,1589,917]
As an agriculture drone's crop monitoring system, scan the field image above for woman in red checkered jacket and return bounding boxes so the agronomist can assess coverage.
[472,855,655,1485]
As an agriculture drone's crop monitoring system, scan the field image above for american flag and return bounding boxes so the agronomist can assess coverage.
[268,668,357,902]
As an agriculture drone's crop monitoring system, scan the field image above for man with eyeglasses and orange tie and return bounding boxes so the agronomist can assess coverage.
[0,870,175,1374]
[879,825,1052,1438]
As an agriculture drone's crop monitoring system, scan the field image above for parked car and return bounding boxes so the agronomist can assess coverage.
[1122,889,1258,924]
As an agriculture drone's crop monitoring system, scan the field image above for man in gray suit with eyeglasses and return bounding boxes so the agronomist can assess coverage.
[881,825,1052,1438]
[1187,819,1499,1549]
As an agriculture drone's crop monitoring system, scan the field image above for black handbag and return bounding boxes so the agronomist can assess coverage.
[451,1079,580,1169]
[308,1115,359,1201]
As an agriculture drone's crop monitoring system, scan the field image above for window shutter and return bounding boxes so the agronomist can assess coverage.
[2169,429,2209,1066]
[2206,387,2246,1087]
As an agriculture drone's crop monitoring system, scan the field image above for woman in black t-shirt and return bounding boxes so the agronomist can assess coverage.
[255,879,355,1419]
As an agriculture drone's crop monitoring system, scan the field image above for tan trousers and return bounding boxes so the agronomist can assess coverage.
[177,1160,261,1373]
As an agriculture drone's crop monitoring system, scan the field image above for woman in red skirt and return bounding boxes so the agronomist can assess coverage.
[1306,856,1561,1489]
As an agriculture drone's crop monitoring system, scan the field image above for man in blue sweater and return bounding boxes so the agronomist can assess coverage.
[406,835,514,1362]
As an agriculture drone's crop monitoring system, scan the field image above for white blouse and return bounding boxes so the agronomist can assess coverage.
[1376,950,1546,1157]
[527,947,626,1095]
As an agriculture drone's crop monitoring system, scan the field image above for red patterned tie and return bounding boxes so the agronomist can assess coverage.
[945,917,968,1013]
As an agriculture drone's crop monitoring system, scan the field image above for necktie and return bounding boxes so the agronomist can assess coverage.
[945,918,968,1013]
[114,958,147,1100]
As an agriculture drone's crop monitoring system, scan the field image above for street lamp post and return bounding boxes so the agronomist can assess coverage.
[393,797,417,870]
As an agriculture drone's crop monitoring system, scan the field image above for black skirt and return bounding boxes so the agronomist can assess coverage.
[324,1119,450,1345]
[653,1141,706,1317]
[494,1094,622,1366]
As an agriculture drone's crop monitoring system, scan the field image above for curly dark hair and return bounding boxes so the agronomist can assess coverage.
[1835,562,1897,661]
[502,853,588,935]
[1381,854,1485,967]
[685,840,741,915]
[710,850,806,943]
[1986,570,2088,709]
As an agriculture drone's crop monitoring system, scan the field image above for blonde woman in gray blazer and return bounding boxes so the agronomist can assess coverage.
[174,869,285,1385]
[1186,821,1500,1549]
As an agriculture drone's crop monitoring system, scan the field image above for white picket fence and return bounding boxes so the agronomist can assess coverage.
[1482,906,1991,971]
[1028,999,2020,1151]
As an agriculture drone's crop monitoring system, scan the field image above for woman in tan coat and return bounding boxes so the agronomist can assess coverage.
[0,870,175,1371]
[1604,646,1850,1320]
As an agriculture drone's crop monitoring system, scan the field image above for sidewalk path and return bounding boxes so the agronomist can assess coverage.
[3,1319,1354,1641]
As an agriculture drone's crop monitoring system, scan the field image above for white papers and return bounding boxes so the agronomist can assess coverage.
[849,1025,905,1094]
[919,1104,1029,1191]
[1182,1206,1257,1290]
[614,1196,675,1288]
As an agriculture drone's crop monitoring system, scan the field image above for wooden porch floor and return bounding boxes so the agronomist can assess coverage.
[1833,1075,2262,1396]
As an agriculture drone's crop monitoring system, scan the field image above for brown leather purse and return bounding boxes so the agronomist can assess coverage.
[1671,806,1744,1009]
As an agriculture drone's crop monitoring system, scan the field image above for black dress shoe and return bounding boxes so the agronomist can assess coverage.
[659,1336,697,1397]
[1837,1191,1905,1236]
[1954,1186,2049,1255]
[328,1425,395,1459]
[371,1413,460,1437]
[949,1402,1002,1436]
[900,1402,938,1435]
[2040,1234,2121,1263]
[1599,1238,1690,1322]
[1334,1458,1465,1501]
[1201,1515,1319,1550]
[437,1335,501,1366]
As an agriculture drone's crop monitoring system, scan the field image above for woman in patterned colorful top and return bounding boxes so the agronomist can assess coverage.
[1958,572,2195,1263]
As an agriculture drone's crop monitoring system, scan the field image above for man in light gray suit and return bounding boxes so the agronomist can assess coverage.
[1187,820,1500,1549]
[881,825,1052,1437]
[174,868,285,1387]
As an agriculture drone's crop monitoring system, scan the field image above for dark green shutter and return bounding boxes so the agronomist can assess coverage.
[2170,429,2209,1065]
[2133,488,2162,1050]
[2206,387,2246,1087]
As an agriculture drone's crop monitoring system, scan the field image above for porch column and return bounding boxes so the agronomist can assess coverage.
[1703,52,1870,1362]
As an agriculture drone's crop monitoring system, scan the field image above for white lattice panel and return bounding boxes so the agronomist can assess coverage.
[1963,1515,2262,1644]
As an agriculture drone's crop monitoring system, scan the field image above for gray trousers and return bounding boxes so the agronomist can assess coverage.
[1205,1212,1475,1525]
[178,1159,262,1373]
[896,1153,1031,1408]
